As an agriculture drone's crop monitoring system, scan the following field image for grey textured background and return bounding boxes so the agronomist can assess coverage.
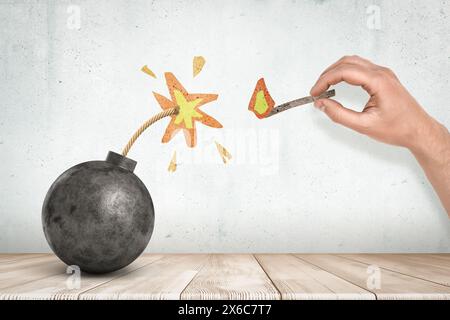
[0,0,449,253]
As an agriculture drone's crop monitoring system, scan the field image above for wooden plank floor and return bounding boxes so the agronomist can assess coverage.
[0,254,448,300]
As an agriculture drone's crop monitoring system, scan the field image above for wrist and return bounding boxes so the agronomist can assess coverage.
[409,116,450,164]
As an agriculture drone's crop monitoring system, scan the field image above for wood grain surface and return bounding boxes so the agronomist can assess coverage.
[0,254,448,300]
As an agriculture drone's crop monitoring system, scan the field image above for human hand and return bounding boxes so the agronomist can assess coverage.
[310,55,439,151]
[311,55,450,216]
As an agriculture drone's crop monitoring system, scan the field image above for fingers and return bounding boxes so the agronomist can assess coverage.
[311,56,379,134]
[319,55,374,77]
[314,98,369,133]
[310,63,378,97]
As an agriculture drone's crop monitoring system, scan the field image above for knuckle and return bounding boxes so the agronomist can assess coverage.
[372,68,397,89]
[379,66,396,78]
[337,63,353,72]
[340,55,352,63]
[372,71,388,85]
[341,55,358,64]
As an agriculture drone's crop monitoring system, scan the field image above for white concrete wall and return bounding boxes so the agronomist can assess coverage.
[0,0,449,253]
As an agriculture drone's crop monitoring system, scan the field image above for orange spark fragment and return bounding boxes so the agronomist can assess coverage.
[215,141,232,164]
[193,56,206,77]
[168,151,177,172]
[141,65,157,78]
[154,72,222,148]
[248,78,275,119]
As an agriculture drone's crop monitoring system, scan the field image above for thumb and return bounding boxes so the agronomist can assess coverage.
[315,98,366,133]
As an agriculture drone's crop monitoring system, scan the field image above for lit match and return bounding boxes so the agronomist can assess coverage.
[248,78,336,119]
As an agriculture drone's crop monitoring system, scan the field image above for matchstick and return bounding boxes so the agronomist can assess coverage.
[266,89,336,117]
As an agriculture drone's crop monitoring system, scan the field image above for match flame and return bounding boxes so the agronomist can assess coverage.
[248,78,275,119]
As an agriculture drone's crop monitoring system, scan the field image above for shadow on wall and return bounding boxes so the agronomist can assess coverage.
[312,82,450,228]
